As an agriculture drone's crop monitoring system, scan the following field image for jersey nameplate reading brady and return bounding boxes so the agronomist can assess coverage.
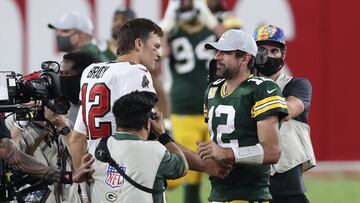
[87,66,110,79]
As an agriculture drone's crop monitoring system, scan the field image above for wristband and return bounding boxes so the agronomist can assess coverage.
[230,143,264,165]
[60,171,73,184]
[59,126,71,135]
[158,133,174,145]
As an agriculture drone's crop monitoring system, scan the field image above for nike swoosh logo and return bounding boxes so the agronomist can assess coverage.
[267,88,277,94]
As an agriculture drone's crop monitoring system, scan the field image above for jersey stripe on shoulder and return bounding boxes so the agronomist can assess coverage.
[251,96,287,118]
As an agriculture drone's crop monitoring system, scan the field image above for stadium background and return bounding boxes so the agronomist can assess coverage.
[0,0,359,201]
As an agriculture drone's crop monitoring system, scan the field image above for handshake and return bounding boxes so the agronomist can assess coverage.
[159,0,219,32]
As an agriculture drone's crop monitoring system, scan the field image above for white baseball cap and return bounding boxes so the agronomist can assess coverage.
[205,29,258,57]
[48,11,94,35]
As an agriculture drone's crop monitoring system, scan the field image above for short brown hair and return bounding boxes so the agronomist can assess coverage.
[116,18,163,56]
[234,50,255,68]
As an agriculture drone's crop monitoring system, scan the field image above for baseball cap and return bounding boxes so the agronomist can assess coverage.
[253,24,286,47]
[114,6,136,19]
[205,29,258,57]
[48,11,93,35]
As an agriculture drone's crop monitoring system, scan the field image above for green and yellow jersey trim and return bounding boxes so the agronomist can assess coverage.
[251,96,287,118]
[220,74,254,98]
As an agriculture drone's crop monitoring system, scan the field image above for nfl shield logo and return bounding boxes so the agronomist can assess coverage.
[105,165,126,188]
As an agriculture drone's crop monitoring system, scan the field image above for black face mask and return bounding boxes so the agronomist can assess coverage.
[255,57,284,76]
[56,35,74,52]
[60,74,81,104]
[254,47,284,76]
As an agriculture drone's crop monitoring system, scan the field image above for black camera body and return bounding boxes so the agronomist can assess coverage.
[0,61,70,119]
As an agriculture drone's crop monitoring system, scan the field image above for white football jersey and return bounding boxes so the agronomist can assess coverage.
[74,61,155,139]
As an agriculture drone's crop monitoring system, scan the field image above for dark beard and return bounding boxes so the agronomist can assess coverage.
[217,66,240,80]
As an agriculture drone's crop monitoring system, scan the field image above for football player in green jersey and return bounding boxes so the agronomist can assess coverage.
[159,0,227,202]
[253,24,315,203]
[101,6,136,61]
[196,29,288,202]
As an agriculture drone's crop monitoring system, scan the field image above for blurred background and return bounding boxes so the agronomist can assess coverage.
[1,0,359,202]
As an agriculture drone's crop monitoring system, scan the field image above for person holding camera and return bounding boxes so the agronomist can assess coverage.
[194,29,288,202]
[59,51,97,125]
[253,24,316,203]
[0,114,94,187]
[5,105,83,202]
[87,91,188,203]
[5,51,95,202]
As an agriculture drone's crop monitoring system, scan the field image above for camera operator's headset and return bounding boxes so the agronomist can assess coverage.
[95,136,167,194]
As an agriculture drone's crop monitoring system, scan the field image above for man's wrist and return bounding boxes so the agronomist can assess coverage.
[224,148,235,163]
[58,126,71,135]
[230,144,264,165]
[60,171,73,184]
[158,133,174,145]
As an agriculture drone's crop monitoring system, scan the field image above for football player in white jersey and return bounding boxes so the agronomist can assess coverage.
[69,18,163,171]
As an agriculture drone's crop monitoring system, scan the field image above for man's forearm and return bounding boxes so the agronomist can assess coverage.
[176,142,205,172]
[69,131,88,169]
[177,141,233,179]
[164,141,189,176]
[257,116,281,164]
[0,138,61,183]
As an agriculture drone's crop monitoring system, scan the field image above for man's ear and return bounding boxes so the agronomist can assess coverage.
[134,38,142,51]
[241,53,251,66]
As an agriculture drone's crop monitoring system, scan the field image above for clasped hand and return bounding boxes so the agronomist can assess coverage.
[197,141,234,178]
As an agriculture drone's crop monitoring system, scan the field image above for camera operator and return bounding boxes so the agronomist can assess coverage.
[5,105,86,202]
[87,91,188,203]
[59,51,97,125]
[0,113,94,184]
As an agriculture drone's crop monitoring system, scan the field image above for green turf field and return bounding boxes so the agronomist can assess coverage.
[166,175,360,203]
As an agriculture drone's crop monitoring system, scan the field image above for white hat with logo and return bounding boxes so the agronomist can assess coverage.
[205,29,258,57]
[48,11,93,35]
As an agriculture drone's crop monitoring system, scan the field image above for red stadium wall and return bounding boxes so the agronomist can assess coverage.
[286,0,360,160]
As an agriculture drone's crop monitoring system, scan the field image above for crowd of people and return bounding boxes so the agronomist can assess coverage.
[0,0,315,203]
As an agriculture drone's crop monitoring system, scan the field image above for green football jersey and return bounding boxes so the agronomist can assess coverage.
[80,43,109,62]
[168,26,216,114]
[204,75,288,201]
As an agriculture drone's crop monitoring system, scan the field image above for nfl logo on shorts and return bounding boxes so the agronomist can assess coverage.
[105,165,126,188]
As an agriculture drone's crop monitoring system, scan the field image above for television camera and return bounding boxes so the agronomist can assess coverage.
[0,61,70,121]
[0,61,71,202]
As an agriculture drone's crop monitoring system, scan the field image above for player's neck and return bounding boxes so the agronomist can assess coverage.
[117,53,140,65]
[226,70,251,93]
